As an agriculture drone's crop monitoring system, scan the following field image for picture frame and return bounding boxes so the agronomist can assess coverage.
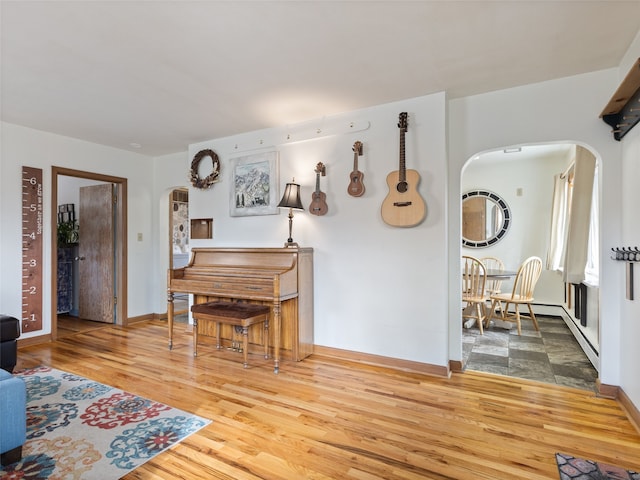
[229,151,279,217]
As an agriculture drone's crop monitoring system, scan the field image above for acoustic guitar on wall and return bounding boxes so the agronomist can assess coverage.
[347,141,365,197]
[309,162,328,216]
[381,112,426,227]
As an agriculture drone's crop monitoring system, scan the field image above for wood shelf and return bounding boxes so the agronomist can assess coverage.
[600,58,640,141]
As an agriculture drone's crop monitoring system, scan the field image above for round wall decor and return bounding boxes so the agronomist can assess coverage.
[190,149,220,189]
[461,189,511,248]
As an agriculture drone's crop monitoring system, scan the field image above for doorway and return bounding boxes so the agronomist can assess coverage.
[459,143,600,390]
[51,167,128,340]
[169,188,189,315]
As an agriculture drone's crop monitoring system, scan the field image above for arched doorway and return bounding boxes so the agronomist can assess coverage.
[459,142,600,390]
[169,188,190,315]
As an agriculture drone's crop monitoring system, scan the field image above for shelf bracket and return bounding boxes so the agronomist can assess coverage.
[600,58,640,141]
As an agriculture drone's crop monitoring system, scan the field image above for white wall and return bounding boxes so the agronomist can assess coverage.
[448,69,623,389]
[618,31,640,413]
[152,94,450,366]
[152,151,191,301]
[0,123,158,336]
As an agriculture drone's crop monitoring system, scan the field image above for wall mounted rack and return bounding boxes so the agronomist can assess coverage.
[611,246,640,300]
[600,58,640,141]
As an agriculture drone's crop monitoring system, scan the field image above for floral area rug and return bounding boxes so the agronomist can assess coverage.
[557,453,640,480]
[1,366,211,479]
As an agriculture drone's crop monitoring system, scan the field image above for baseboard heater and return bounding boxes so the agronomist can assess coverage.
[572,283,588,327]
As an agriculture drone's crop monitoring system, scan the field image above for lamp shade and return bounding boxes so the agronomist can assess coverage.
[278,182,304,210]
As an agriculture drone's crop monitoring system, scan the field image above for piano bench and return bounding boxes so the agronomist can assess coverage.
[190,301,271,368]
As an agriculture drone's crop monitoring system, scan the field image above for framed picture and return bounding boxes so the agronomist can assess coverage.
[229,151,279,217]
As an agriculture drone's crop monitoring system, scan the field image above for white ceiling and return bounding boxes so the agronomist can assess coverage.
[2,1,640,157]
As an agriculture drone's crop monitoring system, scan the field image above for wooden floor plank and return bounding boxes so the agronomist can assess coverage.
[16,319,640,479]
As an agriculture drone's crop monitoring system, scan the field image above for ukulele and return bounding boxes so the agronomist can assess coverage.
[309,162,328,216]
[347,141,365,197]
[381,112,426,227]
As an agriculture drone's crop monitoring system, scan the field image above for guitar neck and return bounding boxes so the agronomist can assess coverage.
[399,129,406,182]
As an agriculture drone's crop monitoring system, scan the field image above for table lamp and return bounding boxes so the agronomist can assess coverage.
[277,179,304,247]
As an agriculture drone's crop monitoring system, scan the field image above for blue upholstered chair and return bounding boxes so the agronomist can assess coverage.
[0,369,26,466]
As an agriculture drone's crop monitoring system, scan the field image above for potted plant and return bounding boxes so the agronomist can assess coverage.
[57,220,79,247]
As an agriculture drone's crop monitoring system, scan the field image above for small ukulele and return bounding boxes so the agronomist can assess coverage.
[381,112,426,227]
[347,141,365,197]
[309,162,328,216]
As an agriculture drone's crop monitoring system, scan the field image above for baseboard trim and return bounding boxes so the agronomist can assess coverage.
[618,387,640,434]
[596,379,619,399]
[594,381,639,435]
[449,360,464,373]
[128,313,157,324]
[313,345,450,378]
[17,333,52,347]
[154,311,188,322]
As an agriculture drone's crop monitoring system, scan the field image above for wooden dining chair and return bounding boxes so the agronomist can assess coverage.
[486,256,543,335]
[480,256,505,317]
[480,256,505,297]
[462,256,487,334]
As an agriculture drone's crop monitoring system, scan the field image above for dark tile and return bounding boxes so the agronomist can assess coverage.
[509,335,545,353]
[551,363,598,381]
[544,344,586,362]
[473,343,509,357]
[508,348,549,363]
[547,350,593,366]
[509,334,544,344]
[518,320,540,330]
[542,331,576,342]
[467,352,509,368]
[538,317,570,327]
[509,329,542,340]
[462,342,474,357]
[509,358,556,383]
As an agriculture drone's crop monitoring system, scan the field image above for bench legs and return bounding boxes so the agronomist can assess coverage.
[263,318,269,360]
[193,315,198,357]
[192,314,269,368]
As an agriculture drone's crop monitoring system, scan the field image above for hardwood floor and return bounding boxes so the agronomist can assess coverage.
[16,320,640,479]
[56,314,110,338]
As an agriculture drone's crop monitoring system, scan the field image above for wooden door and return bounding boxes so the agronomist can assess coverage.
[462,196,486,241]
[79,184,114,323]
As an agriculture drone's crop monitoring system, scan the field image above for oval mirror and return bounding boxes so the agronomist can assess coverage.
[462,190,511,248]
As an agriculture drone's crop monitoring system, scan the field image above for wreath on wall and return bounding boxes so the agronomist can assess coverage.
[190,149,220,189]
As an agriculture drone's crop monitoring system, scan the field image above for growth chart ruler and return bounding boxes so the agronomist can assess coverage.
[22,166,44,332]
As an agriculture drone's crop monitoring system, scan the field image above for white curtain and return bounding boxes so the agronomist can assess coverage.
[584,164,599,286]
[562,146,596,284]
[546,173,568,271]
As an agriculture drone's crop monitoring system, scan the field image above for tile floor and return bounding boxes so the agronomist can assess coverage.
[463,314,599,392]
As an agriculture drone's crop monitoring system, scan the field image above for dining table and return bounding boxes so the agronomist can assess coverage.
[484,269,517,279]
[462,268,517,330]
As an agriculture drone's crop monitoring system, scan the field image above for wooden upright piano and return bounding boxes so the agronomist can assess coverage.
[167,247,314,372]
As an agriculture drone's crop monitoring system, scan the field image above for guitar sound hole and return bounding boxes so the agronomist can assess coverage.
[396,181,408,193]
